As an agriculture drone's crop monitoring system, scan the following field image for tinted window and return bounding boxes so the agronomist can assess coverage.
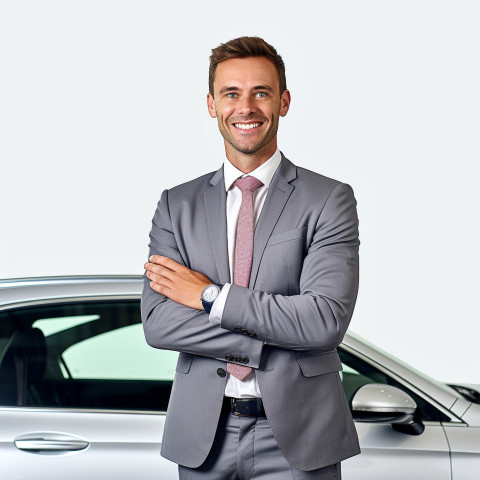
[0,299,449,421]
[0,301,177,411]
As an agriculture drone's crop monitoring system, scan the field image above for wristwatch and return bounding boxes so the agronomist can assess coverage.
[201,284,221,313]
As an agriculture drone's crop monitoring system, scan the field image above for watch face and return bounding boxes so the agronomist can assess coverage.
[203,285,220,302]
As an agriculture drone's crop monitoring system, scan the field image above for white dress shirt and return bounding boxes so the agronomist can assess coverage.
[209,149,282,398]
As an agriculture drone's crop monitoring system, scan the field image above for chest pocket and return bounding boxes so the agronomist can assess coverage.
[257,227,307,295]
[265,227,307,248]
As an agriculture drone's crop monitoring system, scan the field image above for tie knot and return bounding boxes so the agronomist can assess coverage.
[234,176,263,192]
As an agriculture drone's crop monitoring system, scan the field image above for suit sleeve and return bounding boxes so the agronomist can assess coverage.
[141,189,264,368]
[220,183,359,352]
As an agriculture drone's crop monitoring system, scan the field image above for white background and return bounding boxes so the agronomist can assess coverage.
[1,0,479,383]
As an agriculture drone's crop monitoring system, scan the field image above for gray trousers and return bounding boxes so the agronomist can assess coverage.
[178,413,341,480]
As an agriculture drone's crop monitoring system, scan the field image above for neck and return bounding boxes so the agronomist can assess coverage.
[225,143,277,174]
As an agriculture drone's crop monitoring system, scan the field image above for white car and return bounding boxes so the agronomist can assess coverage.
[1,276,479,479]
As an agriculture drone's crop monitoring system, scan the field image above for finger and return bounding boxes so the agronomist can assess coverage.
[148,255,168,265]
[149,280,173,297]
[146,271,175,288]
[149,255,183,272]
[145,263,175,279]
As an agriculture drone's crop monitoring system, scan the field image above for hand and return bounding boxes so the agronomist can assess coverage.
[144,255,212,310]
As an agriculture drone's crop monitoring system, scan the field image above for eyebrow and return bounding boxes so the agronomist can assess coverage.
[218,85,274,95]
[218,86,239,94]
[253,85,274,93]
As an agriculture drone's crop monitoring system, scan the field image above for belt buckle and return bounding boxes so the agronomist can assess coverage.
[231,398,257,417]
[231,398,242,416]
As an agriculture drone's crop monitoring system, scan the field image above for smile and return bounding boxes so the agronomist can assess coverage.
[233,123,261,130]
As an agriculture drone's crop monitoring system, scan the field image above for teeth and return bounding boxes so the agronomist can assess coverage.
[234,123,260,130]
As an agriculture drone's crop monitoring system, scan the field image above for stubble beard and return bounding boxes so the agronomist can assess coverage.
[219,116,279,157]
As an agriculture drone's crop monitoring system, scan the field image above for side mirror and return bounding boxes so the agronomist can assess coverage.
[351,383,425,435]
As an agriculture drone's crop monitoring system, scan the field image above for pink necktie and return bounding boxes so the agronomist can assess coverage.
[227,176,263,381]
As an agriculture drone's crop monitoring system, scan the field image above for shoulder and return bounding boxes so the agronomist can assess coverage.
[295,165,341,189]
[283,156,354,200]
[164,168,221,201]
[170,170,218,192]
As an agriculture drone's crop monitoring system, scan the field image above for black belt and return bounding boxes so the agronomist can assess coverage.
[221,397,266,417]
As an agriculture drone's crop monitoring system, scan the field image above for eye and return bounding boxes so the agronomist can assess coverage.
[255,92,267,98]
[226,92,238,98]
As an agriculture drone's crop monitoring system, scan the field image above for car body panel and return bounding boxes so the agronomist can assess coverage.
[462,404,480,425]
[343,423,451,480]
[0,407,177,480]
[1,276,479,479]
[445,426,480,480]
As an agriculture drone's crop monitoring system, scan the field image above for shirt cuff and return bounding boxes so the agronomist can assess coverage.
[208,283,231,324]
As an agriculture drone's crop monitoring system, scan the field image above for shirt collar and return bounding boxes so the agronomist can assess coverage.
[223,149,282,192]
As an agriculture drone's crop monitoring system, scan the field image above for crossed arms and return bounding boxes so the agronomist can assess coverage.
[141,182,359,366]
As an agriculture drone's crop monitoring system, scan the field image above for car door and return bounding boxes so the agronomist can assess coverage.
[0,299,179,480]
[339,348,452,480]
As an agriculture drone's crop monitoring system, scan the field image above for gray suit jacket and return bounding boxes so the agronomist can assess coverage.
[141,154,361,471]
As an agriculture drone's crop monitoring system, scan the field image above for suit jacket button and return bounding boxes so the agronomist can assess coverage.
[249,331,256,337]
[217,368,226,378]
[241,328,248,335]
[234,356,242,362]
[234,326,241,333]
[225,354,232,361]
[242,357,249,364]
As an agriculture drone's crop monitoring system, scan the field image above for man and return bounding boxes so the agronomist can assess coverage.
[142,36,360,480]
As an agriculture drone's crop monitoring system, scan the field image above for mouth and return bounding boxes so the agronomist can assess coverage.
[233,122,262,131]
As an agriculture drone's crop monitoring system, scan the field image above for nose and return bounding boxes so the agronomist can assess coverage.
[236,95,256,116]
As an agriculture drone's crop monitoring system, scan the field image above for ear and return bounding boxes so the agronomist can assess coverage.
[207,93,217,118]
[279,89,291,117]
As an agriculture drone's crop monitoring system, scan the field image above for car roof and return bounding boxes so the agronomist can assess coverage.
[0,275,143,310]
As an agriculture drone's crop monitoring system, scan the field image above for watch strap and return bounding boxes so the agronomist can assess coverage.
[202,298,214,313]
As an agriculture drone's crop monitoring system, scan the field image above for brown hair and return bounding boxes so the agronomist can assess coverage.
[209,36,287,96]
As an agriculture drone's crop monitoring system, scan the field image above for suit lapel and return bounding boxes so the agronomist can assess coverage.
[249,156,297,288]
[204,167,231,285]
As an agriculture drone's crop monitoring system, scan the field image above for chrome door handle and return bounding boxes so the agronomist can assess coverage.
[14,433,89,453]
[15,439,88,451]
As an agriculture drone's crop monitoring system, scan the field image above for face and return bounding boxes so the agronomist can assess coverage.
[207,57,290,163]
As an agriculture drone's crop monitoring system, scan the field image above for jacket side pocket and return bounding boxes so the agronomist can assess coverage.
[175,353,193,374]
[296,351,342,377]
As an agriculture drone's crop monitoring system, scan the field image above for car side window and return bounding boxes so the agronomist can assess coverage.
[0,301,177,411]
[339,348,450,422]
[58,324,177,381]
